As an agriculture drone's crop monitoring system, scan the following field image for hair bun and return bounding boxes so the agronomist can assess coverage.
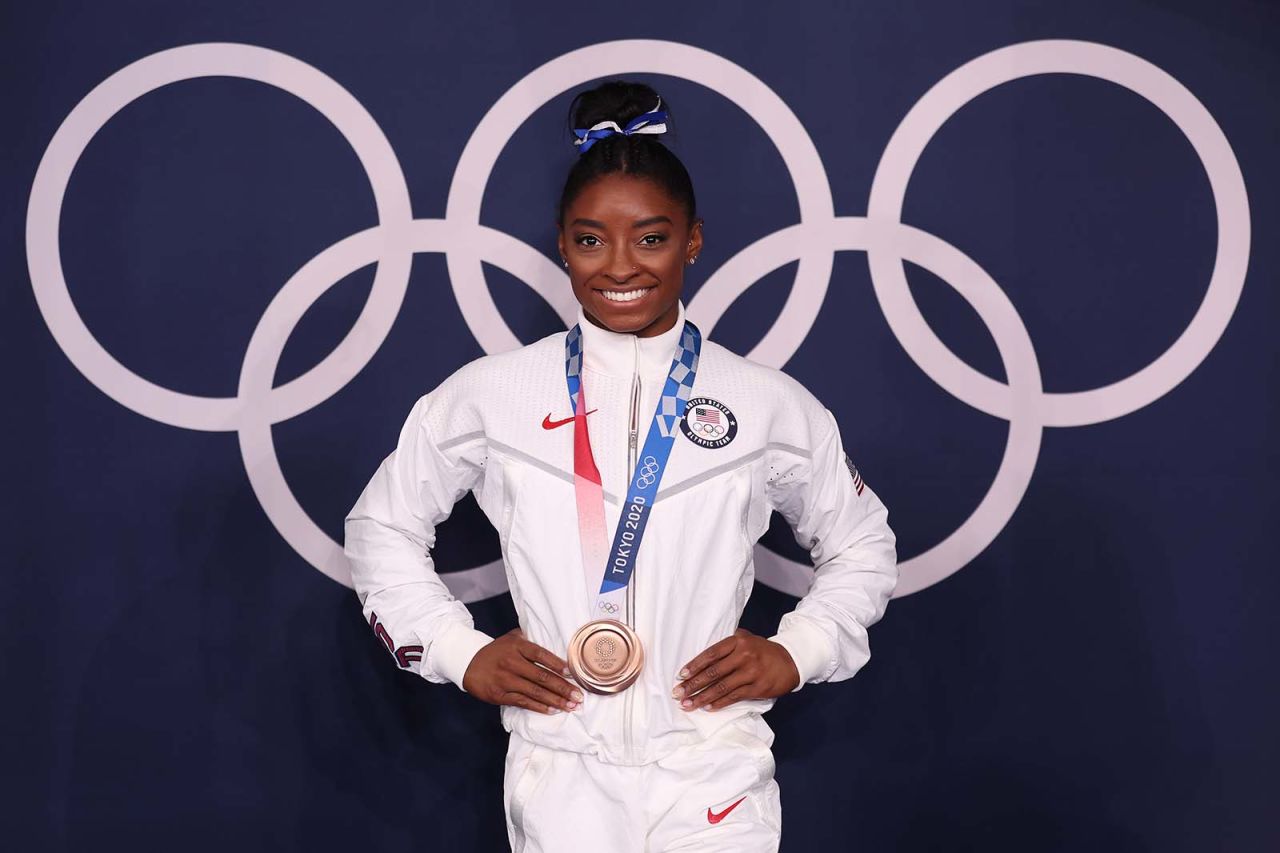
[557,79,696,226]
[568,80,673,147]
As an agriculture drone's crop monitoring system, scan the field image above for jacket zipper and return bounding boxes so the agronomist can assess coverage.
[623,335,640,762]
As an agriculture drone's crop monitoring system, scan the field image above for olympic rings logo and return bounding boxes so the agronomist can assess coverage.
[634,455,662,489]
[690,421,726,439]
[597,601,619,614]
[26,40,1248,602]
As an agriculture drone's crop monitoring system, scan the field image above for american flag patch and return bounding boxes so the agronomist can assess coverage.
[695,406,720,425]
[844,453,865,496]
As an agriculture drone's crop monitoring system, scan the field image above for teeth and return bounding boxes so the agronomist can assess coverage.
[600,287,653,303]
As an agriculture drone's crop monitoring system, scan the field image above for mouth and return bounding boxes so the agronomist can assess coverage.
[594,285,657,305]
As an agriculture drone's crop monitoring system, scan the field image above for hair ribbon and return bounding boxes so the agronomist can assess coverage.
[572,97,668,154]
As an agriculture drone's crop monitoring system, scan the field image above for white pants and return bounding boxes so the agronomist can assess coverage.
[503,715,782,852]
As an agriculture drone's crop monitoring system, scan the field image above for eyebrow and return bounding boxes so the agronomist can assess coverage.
[570,215,673,229]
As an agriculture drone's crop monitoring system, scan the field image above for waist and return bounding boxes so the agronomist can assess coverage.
[502,692,775,766]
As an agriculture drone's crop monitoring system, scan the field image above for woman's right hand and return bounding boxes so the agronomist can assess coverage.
[462,627,583,714]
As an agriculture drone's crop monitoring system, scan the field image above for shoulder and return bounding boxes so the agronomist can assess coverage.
[416,328,566,436]
[696,337,832,432]
[442,329,562,388]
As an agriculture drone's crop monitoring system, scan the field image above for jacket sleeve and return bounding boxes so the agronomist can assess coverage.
[766,407,898,692]
[343,391,494,692]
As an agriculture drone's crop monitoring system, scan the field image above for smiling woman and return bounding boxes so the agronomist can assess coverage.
[344,79,898,853]
[555,82,704,339]
[559,173,701,337]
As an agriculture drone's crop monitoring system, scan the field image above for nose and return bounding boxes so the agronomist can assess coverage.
[605,242,639,284]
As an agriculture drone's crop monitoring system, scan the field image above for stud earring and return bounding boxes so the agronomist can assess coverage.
[562,258,568,267]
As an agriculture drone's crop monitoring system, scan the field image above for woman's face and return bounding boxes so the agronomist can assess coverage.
[557,173,703,337]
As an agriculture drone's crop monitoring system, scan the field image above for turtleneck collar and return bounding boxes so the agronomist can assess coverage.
[576,299,687,379]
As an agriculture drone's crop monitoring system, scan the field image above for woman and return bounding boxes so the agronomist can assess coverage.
[344,80,898,852]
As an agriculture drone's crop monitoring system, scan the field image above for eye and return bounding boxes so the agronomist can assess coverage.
[575,234,602,247]
[640,233,667,246]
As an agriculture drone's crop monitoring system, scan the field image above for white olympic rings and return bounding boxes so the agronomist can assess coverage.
[691,422,727,438]
[635,456,662,489]
[26,39,1249,601]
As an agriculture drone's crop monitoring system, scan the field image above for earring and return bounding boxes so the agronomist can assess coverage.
[689,256,698,265]
[562,258,568,267]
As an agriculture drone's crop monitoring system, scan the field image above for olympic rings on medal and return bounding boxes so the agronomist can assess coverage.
[27,39,1248,601]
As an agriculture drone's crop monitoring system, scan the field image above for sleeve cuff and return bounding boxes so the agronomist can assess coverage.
[769,618,834,693]
[429,622,495,692]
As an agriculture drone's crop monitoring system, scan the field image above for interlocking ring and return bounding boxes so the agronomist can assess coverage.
[634,455,661,489]
[27,39,1248,601]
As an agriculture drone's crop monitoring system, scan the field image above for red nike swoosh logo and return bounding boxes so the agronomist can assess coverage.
[707,796,747,825]
[542,409,596,430]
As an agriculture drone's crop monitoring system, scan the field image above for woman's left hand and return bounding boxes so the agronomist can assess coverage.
[672,628,800,711]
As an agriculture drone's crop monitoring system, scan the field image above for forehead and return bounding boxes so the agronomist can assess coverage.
[567,174,685,224]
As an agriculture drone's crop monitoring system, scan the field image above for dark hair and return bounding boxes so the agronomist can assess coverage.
[557,80,697,226]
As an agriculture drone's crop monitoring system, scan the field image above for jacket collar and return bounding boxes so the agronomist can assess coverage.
[576,298,687,379]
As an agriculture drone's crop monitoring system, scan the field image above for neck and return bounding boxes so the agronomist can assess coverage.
[576,298,687,378]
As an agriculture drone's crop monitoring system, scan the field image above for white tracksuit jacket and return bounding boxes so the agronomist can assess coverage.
[344,298,898,766]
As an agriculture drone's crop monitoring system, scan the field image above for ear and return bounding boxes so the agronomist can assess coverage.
[687,217,705,261]
[555,220,566,264]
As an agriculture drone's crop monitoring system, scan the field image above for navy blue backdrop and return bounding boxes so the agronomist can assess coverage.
[4,1,1278,850]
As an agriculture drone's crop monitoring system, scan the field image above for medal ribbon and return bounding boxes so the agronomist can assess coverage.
[563,320,701,619]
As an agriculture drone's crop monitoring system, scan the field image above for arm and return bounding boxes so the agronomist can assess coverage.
[343,391,494,691]
[673,404,898,711]
[766,407,898,692]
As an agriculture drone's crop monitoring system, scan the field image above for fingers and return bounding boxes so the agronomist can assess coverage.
[510,656,582,709]
[471,632,585,715]
[676,635,737,684]
[503,641,582,712]
[678,663,755,711]
[674,635,747,699]
[673,631,768,712]
[517,637,572,680]
[496,672,582,715]
[706,686,749,711]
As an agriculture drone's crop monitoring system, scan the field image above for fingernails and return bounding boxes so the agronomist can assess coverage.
[681,699,693,709]
[547,707,560,714]
[570,690,584,702]
[566,701,579,711]
[679,668,690,679]
[671,686,684,699]
[562,667,572,676]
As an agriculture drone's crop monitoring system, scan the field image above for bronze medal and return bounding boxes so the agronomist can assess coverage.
[566,618,645,694]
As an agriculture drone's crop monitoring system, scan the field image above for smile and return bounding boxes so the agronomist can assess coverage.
[597,286,656,303]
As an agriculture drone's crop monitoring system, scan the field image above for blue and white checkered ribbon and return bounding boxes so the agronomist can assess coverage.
[565,320,700,438]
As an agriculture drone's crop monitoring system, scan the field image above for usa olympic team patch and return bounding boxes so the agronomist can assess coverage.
[679,397,737,449]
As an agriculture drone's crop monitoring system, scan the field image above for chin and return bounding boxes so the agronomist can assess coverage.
[580,285,678,336]
[596,313,653,334]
